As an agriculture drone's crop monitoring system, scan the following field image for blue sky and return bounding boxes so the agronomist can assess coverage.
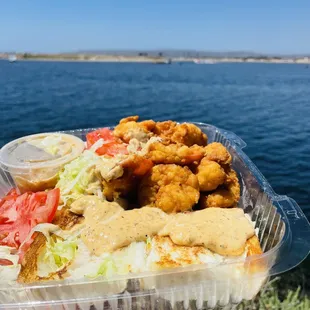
[1,0,310,54]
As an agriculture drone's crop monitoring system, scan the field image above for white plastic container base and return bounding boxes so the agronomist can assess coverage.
[0,122,309,310]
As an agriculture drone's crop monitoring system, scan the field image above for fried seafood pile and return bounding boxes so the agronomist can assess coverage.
[106,116,240,213]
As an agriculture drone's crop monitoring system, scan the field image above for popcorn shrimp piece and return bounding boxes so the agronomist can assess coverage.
[100,154,153,201]
[195,158,226,191]
[154,121,207,146]
[139,164,200,213]
[146,142,204,165]
[199,167,240,209]
[204,142,232,165]
[114,115,156,143]
[156,183,200,213]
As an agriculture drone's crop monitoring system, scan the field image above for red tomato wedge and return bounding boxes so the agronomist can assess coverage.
[0,188,60,249]
[0,259,13,266]
[0,188,19,207]
[86,128,128,156]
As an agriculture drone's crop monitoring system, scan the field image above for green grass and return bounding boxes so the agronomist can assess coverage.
[238,257,310,309]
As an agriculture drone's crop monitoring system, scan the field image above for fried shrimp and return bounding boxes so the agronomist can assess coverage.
[120,154,154,176]
[204,142,232,165]
[153,120,177,137]
[139,164,200,213]
[156,184,200,213]
[102,173,134,201]
[224,167,240,202]
[199,167,240,209]
[195,158,226,191]
[154,121,207,146]
[99,154,154,201]
[113,115,156,143]
[171,123,208,146]
[203,189,237,208]
[146,142,205,165]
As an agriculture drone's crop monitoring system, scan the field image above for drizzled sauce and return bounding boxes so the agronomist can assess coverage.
[158,208,254,256]
[70,196,255,256]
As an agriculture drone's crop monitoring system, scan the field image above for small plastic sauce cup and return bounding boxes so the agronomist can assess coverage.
[0,133,85,193]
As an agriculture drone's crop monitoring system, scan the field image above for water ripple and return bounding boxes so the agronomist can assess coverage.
[0,61,309,215]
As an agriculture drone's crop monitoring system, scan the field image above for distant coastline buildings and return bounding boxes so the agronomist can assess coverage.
[0,51,309,64]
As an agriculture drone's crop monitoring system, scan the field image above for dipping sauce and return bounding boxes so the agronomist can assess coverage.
[0,133,85,193]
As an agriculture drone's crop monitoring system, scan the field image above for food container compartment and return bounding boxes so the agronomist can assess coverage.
[0,133,85,194]
[0,123,309,310]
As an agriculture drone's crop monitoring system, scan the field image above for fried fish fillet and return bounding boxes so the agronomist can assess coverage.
[147,234,262,271]
[144,234,264,302]
[18,212,263,284]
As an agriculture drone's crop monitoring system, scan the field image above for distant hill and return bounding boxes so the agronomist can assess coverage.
[73,49,310,58]
[1,49,309,59]
[74,49,262,57]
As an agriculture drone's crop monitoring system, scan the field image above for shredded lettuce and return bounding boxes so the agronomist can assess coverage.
[18,223,79,277]
[37,231,78,277]
[86,255,117,279]
[43,238,77,269]
[146,236,152,252]
[66,241,147,280]
[84,242,146,279]
[0,246,21,282]
[146,236,152,246]
[0,246,19,265]
[18,223,60,259]
[56,150,101,206]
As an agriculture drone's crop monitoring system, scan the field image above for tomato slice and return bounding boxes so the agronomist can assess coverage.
[86,128,114,148]
[0,188,60,249]
[86,128,128,156]
[104,143,129,156]
[0,188,19,208]
[0,259,13,266]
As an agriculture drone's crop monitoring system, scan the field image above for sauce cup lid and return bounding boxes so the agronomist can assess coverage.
[0,133,85,172]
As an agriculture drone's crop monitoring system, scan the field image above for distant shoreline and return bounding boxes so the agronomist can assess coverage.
[1,53,310,64]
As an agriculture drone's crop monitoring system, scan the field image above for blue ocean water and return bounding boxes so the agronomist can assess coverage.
[0,60,309,215]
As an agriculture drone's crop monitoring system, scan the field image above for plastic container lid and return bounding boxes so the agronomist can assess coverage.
[0,133,85,173]
[0,124,309,309]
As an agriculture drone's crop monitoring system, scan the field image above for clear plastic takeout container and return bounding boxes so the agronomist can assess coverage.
[0,133,85,193]
[0,123,309,310]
